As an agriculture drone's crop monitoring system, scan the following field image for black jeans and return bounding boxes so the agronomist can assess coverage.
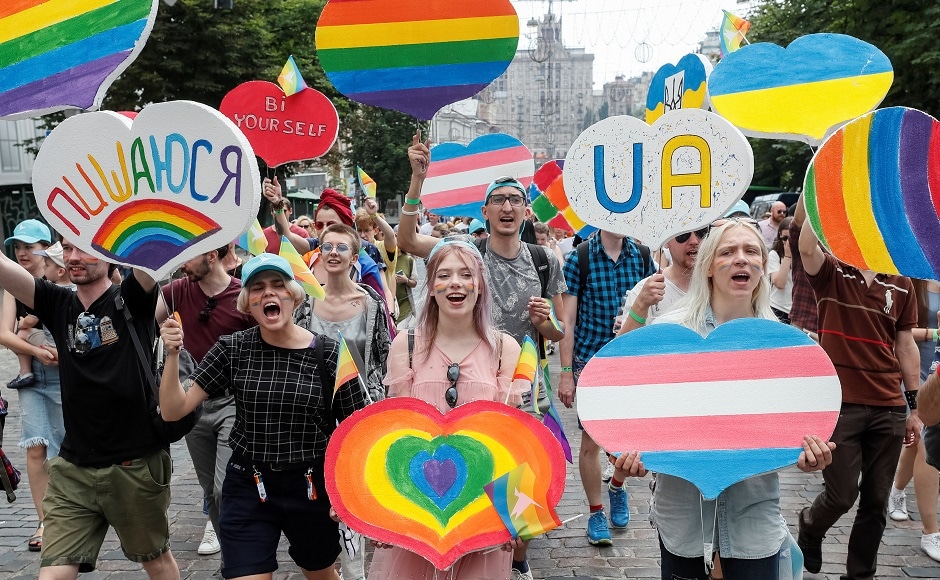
[801,403,907,580]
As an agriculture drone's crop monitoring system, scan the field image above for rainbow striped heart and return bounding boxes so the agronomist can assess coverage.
[326,398,566,570]
[577,319,841,499]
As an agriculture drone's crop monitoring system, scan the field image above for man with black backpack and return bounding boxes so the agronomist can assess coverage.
[0,238,181,579]
[398,132,566,580]
[558,229,656,547]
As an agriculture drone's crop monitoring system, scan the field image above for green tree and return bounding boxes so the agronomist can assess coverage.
[343,107,428,202]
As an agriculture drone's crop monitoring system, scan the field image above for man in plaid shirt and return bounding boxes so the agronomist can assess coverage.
[558,230,656,546]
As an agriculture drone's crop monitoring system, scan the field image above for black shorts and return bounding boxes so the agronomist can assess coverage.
[219,455,340,577]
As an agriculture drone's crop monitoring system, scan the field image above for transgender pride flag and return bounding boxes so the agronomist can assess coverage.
[577,318,841,499]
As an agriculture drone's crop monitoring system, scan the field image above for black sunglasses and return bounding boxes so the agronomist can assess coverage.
[445,363,460,408]
[198,297,217,322]
[675,228,708,244]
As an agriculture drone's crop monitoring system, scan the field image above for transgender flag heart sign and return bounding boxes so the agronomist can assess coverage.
[577,318,841,499]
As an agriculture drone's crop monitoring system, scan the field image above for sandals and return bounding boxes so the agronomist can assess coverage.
[27,522,42,552]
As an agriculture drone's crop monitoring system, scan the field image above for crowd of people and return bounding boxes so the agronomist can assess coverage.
[0,134,938,580]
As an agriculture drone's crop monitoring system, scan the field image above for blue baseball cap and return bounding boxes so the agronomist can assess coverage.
[4,219,52,246]
[724,200,751,218]
[241,253,294,285]
[484,176,528,204]
[469,218,486,234]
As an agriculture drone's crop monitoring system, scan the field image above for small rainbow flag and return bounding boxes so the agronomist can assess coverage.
[236,218,267,256]
[514,336,538,384]
[334,332,360,402]
[484,463,561,540]
[541,356,572,462]
[544,298,563,334]
[719,10,751,57]
[279,236,326,300]
[277,55,308,96]
[357,166,376,198]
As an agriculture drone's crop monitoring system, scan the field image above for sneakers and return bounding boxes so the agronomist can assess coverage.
[601,458,615,484]
[587,510,612,546]
[797,508,823,574]
[7,374,35,389]
[198,521,221,555]
[922,532,940,562]
[510,568,534,580]
[608,483,629,528]
[888,486,909,521]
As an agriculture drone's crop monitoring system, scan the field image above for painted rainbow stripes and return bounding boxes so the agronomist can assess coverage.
[91,198,220,271]
[0,0,158,118]
[529,160,597,237]
[315,0,519,120]
[577,319,841,499]
[804,107,940,280]
[422,133,534,219]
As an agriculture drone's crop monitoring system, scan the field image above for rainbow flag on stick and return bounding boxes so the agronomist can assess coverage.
[334,332,360,402]
[484,463,561,540]
[544,298,563,334]
[357,166,376,198]
[277,55,308,96]
[540,356,572,462]
[236,218,267,256]
[279,236,326,300]
[719,10,751,57]
[514,336,540,414]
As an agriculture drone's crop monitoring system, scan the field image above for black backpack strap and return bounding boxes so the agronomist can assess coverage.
[577,240,590,296]
[474,237,487,258]
[526,243,550,299]
[115,293,158,397]
[636,241,652,273]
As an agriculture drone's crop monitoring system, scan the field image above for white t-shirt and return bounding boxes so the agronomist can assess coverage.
[622,273,687,325]
[766,250,793,314]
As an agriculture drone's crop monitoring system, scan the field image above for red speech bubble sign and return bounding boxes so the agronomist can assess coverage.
[221,81,339,167]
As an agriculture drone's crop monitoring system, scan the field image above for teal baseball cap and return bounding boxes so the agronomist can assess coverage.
[241,253,293,285]
[469,218,486,234]
[5,219,52,246]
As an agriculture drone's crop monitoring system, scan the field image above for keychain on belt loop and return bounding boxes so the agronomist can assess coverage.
[253,466,268,503]
[306,467,317,500]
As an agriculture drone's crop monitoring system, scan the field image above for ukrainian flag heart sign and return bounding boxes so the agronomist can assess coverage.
[326,398,566,570]
[577,319,842,499]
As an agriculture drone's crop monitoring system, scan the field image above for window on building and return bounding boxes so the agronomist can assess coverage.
[0,122,20,172]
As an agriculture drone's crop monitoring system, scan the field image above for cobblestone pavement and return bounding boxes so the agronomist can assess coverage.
[1,345,939,579]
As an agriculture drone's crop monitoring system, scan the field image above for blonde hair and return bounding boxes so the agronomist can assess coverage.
[236,272,305,314]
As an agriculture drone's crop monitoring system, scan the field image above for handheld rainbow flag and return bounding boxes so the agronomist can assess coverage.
[719,10,751,57]
[279,236,326,300]
[356,166,376,198]
[334,332,360,402]
[544,298,563,334]
[277,55,308,96]
[484,463,561,540]
[540,356,572,462]
[236,218,267,256]
[514,336,540,415]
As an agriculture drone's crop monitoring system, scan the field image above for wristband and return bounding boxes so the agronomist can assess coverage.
[905,389,918,410]
[273,209,284,215]
[401,208,420,216]
[628,309,646,325]
[404,197,421,206]
[561,366,573,372]
[934,329,939,342]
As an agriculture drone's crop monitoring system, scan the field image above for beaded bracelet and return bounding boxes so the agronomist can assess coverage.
[401,208,420,216]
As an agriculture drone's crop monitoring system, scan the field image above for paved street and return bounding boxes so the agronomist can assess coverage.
[1,343,939,579]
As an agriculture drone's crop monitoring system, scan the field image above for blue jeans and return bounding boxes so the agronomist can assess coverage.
[659,537,779,580]
[19,359,65,457]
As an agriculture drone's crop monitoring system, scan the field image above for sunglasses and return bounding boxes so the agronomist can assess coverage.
[297,222,312,228]
[780,236,790,242]
[314,220,339,231]
[445,363,460,408]
[675,228,708,244]
[320,242,351,254]
[706,217,761,237]
[198,297,217,322]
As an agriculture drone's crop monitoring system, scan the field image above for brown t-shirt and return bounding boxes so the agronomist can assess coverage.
[808,254,917,406]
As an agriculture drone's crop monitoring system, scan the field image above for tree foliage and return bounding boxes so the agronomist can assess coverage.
[343,108,429,202]
[746,0,940,189]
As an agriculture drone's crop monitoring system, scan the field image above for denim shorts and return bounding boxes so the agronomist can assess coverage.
[219,455,340,577]
[19,359,65,457]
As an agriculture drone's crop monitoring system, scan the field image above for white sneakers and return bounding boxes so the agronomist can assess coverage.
[922,533,940,562]
[510,569,534,580]
[888,486,909,521]
[198,521,221,555]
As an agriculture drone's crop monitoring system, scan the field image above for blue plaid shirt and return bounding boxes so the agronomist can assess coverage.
[563,235,655,362]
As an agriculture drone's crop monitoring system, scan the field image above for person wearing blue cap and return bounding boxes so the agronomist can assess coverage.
[159,253,369,580]
[469,218,487,240]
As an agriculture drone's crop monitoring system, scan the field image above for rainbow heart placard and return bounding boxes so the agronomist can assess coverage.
[0,0,159,120]
[326,398,566,570]
[577,319,842,499]
[316,0,519,120]
[646,53,713,124]
[32,101,262,281]
[220,81,340,167]
[529,160,597,238]
[708,33,893,145]
[564,110,753,248]
[804,107,940,280]
[421,134,534,219]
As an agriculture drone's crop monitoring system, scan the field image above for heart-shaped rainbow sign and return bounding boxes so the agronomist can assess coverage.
[326,398,566,570]
[577,319,841,499]
[421,134,534,219]
[32,101,262,281]
[0,0,159,120]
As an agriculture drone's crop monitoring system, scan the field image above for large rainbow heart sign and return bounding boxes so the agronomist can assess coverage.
[529,160,597,238]
[646,53,713,124]
[32,101,262,281]
[0,0,159,120]
[804,107,940,280]
[564,109,752,248]
[316,0,519,120]
[708,34,893,145]
[326,398,566,570]
[577,319,842,499]
[421,134,534,219]
[220,81,340,167]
